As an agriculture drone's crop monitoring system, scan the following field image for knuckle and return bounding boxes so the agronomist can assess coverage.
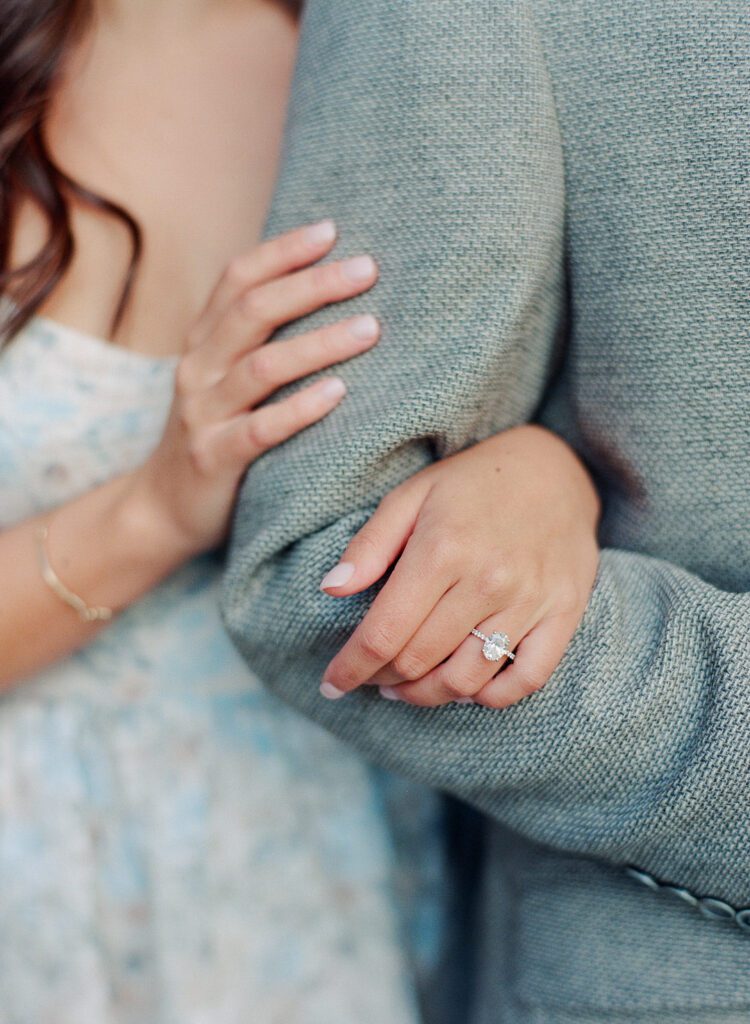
[303,263,333,300]
[391,649,428,682]
[177,393,202,434]
[441,671,477,699]
[184,326,203,353]
[246,415,274,452]
[357,622,396,662]
[482,552,544,608]
[246,347,277,385]
[514,576,545,611]
[241,289,272,328]
[187,434,213,475]
[423,532,461,571]
[326,658,361,691]
[477,562,513,598]
[349,525,383,560]
[175,354,200,395]
[223,255,252,290]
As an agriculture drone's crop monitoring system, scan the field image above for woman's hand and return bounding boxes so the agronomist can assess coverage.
[318,425,600,710]
[133,220,379,556]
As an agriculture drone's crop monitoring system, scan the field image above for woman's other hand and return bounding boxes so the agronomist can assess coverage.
[318,426,600,710]
[133,221,379,556]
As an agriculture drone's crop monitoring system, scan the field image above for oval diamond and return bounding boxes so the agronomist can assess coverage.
[482,631,510,662]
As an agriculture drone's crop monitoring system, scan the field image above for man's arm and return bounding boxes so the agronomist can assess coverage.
[222,0,750,913]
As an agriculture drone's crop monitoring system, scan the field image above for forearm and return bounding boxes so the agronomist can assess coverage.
[223,0,750,916]
[0,473,193,688]
[227,542,750,906]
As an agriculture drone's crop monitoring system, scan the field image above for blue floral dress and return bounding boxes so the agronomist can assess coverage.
[0,317,444,1024]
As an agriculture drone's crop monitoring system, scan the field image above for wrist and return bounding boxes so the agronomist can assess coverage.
[482,424,602,528]
[36,471,199,621]
[116,470,203,571]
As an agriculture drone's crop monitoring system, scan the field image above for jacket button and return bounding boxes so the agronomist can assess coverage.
[736,909,750,933]
[624,866,660,891]
[698,898,736,921]
[663,885,698,908]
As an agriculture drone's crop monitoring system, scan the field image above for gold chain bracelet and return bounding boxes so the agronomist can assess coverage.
[34,525,113,623]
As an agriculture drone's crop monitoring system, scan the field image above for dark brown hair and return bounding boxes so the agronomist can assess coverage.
[0,0,303,344]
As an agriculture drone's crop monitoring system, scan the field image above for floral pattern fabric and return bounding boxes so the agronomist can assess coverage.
[0,317,444,1024]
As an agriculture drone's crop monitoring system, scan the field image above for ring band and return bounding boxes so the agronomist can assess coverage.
[471,628,516,663]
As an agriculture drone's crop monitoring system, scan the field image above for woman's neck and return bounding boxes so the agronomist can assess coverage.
[95,0,277,28]
[16,0,299,355]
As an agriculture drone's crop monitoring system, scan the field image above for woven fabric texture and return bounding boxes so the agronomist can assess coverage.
[221,2,750,1019]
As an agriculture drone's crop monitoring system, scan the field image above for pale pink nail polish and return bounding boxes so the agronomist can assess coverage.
[342,255,376,283]
[318,378,347,401]
[306,219,337,246]
[379,686,402,702]
[349,315,380,342]
[320,681,347,700]
[320,562,355,590]
[454,697,474,705]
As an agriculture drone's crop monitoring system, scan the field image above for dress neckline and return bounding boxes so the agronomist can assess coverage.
[30,314,180,368]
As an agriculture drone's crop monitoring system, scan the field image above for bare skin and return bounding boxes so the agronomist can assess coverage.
[12,0,300,355]
[319,425,601,709]
[3,0,601,705]
[1,0,382,687]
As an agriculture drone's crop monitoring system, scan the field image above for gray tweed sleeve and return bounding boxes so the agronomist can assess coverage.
[222,0,750,909]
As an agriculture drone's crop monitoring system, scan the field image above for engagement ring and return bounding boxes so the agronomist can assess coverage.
[470,628,516,663]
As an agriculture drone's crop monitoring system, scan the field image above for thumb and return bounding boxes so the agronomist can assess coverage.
[319,477,431,596]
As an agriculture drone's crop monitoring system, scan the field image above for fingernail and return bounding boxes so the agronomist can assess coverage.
[320,561,356,590]
[454,697,474,705]
[318,377,347,400]
[306,219,337,246]
[320,681,347,700]
[379,686,402,702]
[342,255,377,283]
[349,314,380,342]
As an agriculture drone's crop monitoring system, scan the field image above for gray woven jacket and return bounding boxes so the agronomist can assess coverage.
[222,2,750,1021]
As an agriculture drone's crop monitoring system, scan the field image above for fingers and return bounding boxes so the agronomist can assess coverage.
[190,219,339,346]
[319,477,433,596]
[189,254,379,384]
[197,314,381,422]
[319,532,458,697]
[369,577,506,688]
[194,376,348,474]
[377,606,530,707]
[472,611,580,709]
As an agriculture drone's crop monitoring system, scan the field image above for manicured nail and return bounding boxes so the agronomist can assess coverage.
[320,561,356,590]
[379,686,402,702]
[349,314,380,342]
[454,697,474,705]
[342,255,377,283]
[306,219,337,246]
[320,681,347,700]
[318,377,347,400]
